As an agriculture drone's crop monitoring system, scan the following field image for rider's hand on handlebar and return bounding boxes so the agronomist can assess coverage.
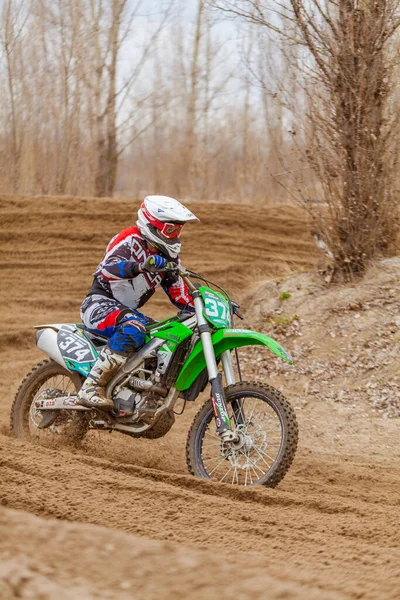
[140,256,178,273]
[140,255,166,273]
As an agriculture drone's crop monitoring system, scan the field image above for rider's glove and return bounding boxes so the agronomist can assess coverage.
[141,255,167,273]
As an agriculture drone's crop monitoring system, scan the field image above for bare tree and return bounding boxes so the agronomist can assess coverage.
[80,0,174,197]
[0,0,28,192]
[214,0,400,276]
[0,0,341,206]
[186,0,205,179]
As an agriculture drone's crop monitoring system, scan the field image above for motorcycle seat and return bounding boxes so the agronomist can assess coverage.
[77,325,109,346]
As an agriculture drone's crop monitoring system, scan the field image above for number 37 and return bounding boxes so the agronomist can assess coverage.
[205,298,228,320]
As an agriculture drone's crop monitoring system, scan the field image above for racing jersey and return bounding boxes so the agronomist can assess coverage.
[88,226,193,311]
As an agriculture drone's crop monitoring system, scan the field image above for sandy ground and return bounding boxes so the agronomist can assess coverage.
[0,195,399,599]
[0,506,345,600]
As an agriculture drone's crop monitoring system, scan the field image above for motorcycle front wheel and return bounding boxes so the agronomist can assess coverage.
[186,381,298,488]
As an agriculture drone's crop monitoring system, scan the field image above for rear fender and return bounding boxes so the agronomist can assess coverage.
[175,328,292,391]
[35,324,98,377]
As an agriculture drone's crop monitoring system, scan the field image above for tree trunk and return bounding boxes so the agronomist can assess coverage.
[334,0,388,272]
[3,0,21,193]
[186,0,204,179]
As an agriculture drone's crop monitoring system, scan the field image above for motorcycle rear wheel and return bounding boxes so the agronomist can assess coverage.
[186,381,298,488]
[11,359,88,441]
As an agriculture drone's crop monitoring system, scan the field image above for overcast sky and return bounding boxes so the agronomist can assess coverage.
[118,0,252,104]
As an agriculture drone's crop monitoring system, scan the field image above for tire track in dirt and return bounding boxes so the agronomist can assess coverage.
[1,435,399,599]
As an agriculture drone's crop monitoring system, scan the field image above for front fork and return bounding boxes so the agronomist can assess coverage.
[193,291,237,441]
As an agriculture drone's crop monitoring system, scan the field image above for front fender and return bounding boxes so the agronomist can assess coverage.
[175,328,292,391]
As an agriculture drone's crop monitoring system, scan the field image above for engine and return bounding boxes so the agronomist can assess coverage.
[113,357,165,419]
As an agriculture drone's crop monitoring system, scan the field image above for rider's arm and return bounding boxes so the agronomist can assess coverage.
[96,228,147,282]
[162,272,195,311]
[98,248,143,281]
[100,258,141,281]
[100,256,162,280]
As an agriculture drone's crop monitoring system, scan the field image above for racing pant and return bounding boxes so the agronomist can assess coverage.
[80,294,149,355]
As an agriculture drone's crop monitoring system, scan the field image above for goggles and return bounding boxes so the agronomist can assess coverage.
[142,205,184,239]
[160,222,183,239]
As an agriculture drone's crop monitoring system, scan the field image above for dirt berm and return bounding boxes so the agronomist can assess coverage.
[0,195,399,599]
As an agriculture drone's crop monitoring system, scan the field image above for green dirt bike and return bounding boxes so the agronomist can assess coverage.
[11,264,298,487]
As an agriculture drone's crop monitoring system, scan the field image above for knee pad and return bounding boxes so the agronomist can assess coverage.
[107,320,146,354]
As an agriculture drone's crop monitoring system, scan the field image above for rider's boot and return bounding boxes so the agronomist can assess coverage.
[77,346,126,410]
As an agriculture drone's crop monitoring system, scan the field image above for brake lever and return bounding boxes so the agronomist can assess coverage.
[232,301,244,320]
[163,261,180,273]
[174,264,192,277]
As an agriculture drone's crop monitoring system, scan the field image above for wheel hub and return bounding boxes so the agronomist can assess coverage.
[220,424,267,472]
[31,389,57,427]
[226,430,253,452]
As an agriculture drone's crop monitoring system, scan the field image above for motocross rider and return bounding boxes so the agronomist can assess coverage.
[77,195,198,410]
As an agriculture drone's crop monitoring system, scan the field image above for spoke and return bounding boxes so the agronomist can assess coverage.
[253,445,275,465]
[205,431,221,442]
[63,377,73,393]
[247,398,258,426]
[239,450,266,479]
[246,453,267,476]
[244,461,249,487]
[248,463,254,485]
[219,464,234,483]
[249,411,263,421]
[241,443,254,485]
[203,454,224,463]
[202,441,222,449]
[252,448,272,471]
[208,456,228,476]
[256,445,277,463]
[242,453,264,477]
[232,458,239,485]
[250,463,261,481]
[232,399,246,426]
[246,414,276,430]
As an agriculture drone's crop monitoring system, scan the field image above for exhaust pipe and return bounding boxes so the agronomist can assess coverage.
[129,377,167,397]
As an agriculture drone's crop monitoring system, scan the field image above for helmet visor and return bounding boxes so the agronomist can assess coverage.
[160,222,183,239]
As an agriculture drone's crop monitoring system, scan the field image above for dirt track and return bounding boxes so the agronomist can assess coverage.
[0,508,344,600]
[1,436,399,599]
[1,196,399,599]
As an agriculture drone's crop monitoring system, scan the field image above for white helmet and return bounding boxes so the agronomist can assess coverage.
[137,195,199,259]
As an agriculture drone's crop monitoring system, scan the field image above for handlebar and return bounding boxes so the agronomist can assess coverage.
[177,265,197,293]
[161,262,197,292]
[168,263,243,318]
